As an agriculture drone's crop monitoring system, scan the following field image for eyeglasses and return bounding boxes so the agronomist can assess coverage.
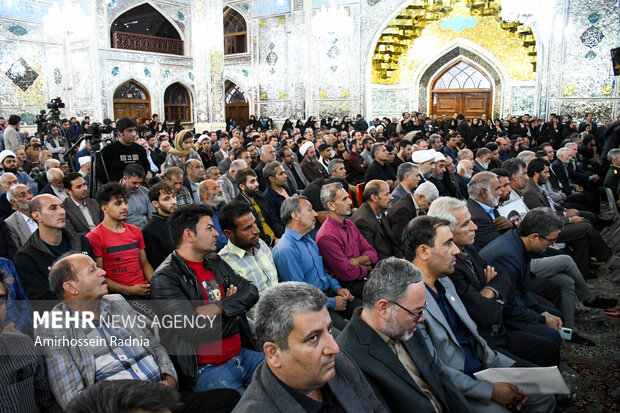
[538,234,558,244]
[390,301,426,322]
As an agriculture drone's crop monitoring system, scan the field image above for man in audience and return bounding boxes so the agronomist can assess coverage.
[151,204,263,393]
[316,183,378,297]
[62,172,101,236]
[37,253,177,409]
[403,216,556,413]
[299,141,328,183]
[455,159,473,198]
[206,165,221,181]
[234,282,386,412]
[163,166,193,207]
[0,172,17,219]
[87,182,153,298]
[279,146,308,193]
[5,184,36,248]
[14,194,93,309]
[185,158,205,204]
[348,138,369,184]
[33,158,60,192]
[218,201,278,318]
[0,149,37,194]
[29,150,52,180]
[0,269,61,412]
[98,117,149,183]
[352,180,402,260]
[263,161,292,221]
[388,181,439,243]
[198,179,228,250]
[234,168,283,247]
[457,149,474,162]
[428,197,560,367]
[473,148,492,175]
[217,159,247,203]
[273,195,356,329]
[254,144,277,191]
[122,164,152,229]
[215,136,230,164]
[143,182,177,270]
[391,162,420,202]
[337,257,475,413]
[604,148,620,200]
[427,152,450,196]
[40,168,67,202]
[365,143,397,189]
[410,149,436,184]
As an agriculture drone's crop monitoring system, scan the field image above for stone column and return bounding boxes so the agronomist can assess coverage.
[191,0,226,131]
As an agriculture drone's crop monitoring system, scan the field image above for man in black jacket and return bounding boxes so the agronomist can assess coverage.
[142,182,177,270]
[337,257,474,413]
[234,168,283,247]
[150,204,262,393]
[13,194,93,311]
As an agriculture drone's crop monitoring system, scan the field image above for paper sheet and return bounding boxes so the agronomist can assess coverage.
[474,366,570,394]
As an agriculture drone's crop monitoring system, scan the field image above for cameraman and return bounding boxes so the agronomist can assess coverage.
[97,117,149,184]
[45,125,66,160]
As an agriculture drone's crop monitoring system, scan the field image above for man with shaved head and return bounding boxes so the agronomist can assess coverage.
[13,194,93,310]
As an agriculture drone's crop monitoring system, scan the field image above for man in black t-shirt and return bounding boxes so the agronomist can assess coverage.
[364,143,397,189]
[98,117,149,183]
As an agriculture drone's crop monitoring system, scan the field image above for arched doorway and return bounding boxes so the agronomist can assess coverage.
[430,61,492,119]
[113,80,151,121]
[225,81,249,128]
[164,83,192,123]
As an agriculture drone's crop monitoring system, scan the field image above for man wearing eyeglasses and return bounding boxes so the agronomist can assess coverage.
[337,257,475,413]
[404,216,556,413]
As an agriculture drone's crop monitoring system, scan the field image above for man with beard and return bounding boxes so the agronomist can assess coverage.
[235,168,284,247]
[410,149,436,184]
[456,160,473,199]
[352,180,402,260]
[185,158,206,204]
[219,201,278,319]
[392,140,412,175]
[404,217,556,413]
[62,173,102,236]
[365,143,397,189]
[198,178,228,251]
[316,183,378,297]
[121,164,152,229]
[279,146,309,193]
[143,182,178,270]
[0,150,37,194]
[427,152,449,196]
[299,141,328,183]
[5,184,36,248]
[87,183,153,299]
[348,138,369,184]
[473,148,492,175]
[254,144,277,192]
[337,257,475,413]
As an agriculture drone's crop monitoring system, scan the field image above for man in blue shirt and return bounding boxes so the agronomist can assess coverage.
[273,195,358,329]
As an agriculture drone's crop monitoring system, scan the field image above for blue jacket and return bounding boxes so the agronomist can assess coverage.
[263,185,292,221]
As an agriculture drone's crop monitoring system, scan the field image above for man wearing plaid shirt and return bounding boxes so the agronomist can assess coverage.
[36,253,177,409]
[218,201,278,319]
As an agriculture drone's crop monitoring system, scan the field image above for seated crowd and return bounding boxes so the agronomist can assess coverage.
[0,110,618,412]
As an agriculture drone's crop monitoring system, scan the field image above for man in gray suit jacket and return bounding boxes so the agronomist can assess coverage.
[279,147,309,193]
[5,184,36,248]
[233,282,387,413]
[404,216,556,413]
[62,173,102,236]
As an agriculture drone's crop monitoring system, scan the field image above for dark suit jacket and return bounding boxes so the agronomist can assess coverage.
[337,312,474,413]
[62,197,102,236]
[39,184,57,197]
[450,245,512,348]
[0,218,18,259]
[455,174,469,200]
[551,159,574,193]
[472,160,487,175]
[232,353,387,413]
[521,180,568,220]
[0,194,12,220]
[467,198,500,250]
[351,203,402,260]
[387,194,417,244]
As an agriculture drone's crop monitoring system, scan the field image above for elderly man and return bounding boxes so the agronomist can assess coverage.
[254,144,276,192]
[410,149,436,184]
[456,159,473,198]
[62,173,101,236]
[198,179,228,251]
[299,141,328,183]
[316,183,378,297]
[337,258,475,413]
[388,181,439,243]
[36,253,177,409]
[403,216,556,413]
[473,148,492,175]
[122,164,152,229]
[185,158,205,204]
[5,184,36,248]
[232,282,387,413]
[205,165,221,180]
[0,172,18,219]
[352,180,402,260]
[217,159,247,204]
[391,162,420,202]
[273,196,356,330]
[14,194,93,309]
[40,168,67,202]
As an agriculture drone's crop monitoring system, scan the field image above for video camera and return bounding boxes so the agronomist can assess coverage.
[36,96,66,135]
[84,122,113,151]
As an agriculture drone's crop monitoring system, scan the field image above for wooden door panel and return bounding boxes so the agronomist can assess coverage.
[433,93,459,117]
[114,104,128,120]
[463,93,490,119]
[431,92,490,119]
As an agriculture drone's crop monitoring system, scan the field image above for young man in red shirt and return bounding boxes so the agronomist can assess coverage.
[87,182,153,298]
[150,204,262,393]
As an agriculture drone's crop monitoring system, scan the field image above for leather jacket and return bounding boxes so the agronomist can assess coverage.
[150,251,259,391]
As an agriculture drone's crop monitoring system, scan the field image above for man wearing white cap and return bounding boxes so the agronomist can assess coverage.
[299,141,327,183]
[410,149,436,184]
[0,149,38,195]
[427,152,449,196]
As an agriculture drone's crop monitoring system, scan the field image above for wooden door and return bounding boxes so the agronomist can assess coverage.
[226,104,249,128]
[113,80,151,121]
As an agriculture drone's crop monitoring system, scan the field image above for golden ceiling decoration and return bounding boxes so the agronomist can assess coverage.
[371,0,537,84]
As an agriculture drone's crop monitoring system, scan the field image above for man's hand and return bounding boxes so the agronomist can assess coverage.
[2,322,23,334]
[225,284,238,297]
[334,296,347,311]
[491,382,525,407]
[591,174,599,182]
[484,265,498,284]
[126,283,150,297]
[573,184,583,192]
[480,288,497,299]
[336,288,353,301]
[161,374,177,389]
[349,257,359,266]
[494,216,513,231]
[565,209,579,218]
[541,311,562,330]
[570,216,584,223]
